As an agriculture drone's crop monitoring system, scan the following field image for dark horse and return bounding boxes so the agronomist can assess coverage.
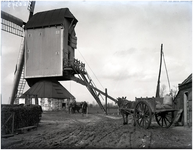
[69,102,82,114]
[117,97,135,125]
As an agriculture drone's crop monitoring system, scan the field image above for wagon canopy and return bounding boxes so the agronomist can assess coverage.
[20,80,75,99]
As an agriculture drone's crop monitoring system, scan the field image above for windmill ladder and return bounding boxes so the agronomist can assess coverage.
[71,61,117,113]
[15,67,26,104]
[14,37,26,104]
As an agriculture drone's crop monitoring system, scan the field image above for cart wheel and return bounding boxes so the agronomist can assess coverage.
[134,101,152,129]
[155,111,174,128]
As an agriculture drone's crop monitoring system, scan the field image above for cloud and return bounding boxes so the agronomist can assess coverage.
[1,1,192,104]
[100,46,160,83]
[3,73,14,85]
[114,48,137,56]
[1,32,22,56]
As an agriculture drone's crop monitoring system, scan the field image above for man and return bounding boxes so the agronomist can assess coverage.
[82,101,88,116]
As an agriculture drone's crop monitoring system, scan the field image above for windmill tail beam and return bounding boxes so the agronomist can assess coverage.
[1,11,26,27]
[71,76,118,103]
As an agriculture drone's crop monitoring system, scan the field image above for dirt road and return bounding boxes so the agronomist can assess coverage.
[1,111,192,149]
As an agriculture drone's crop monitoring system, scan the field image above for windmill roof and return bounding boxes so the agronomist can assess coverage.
[24,8,78,29]
[20,80,75,99]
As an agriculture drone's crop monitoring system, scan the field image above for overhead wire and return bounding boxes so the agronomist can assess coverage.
[71,61,105,105]
[77,49,105,90]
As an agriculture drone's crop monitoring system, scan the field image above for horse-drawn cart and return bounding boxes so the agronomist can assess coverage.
[117,45,178,129]
[134,96,177,129]
[118,95,177,129]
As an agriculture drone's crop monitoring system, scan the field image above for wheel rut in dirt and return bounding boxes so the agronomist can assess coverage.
[1,112,192,149]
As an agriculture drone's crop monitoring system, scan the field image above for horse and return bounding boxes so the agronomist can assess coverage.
[117,97,135,125]
[75,102,83,113]
[69,102,83,114]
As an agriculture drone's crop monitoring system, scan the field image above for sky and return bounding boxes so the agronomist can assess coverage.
[0,0,192,105]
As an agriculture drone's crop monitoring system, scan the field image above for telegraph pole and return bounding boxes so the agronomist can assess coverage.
[155,44,163,98]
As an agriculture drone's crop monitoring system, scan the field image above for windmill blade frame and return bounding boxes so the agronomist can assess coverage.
[1,10,25,37]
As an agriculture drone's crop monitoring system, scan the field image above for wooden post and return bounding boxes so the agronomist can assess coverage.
[12,112,15,134]
[156,44,163,98]
[29,96,32,105]
[105,88,108,115]
[35,95,38,105]
[25,94,28,104]
[184,92,188,126]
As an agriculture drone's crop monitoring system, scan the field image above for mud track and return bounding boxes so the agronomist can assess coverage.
[1,111,192,149]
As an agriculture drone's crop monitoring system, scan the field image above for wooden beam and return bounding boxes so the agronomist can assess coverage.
[156,44,163,98]
[71,76,117,103]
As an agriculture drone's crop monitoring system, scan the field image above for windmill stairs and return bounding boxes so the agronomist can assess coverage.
[71,59,117,113]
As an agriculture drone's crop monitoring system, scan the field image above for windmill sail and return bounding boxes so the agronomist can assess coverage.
[1,11,25,37]
[6,1,36,104]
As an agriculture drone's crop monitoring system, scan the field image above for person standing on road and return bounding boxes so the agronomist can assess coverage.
[82,101,88,117]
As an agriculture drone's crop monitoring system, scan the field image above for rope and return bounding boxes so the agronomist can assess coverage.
[162,51,171,92]
[77,49,105,90]
[71,60,105,102]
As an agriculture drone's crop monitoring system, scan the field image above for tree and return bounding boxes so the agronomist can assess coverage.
[160,84,166,97]
[160,84,178,99]
[170,86,178,99]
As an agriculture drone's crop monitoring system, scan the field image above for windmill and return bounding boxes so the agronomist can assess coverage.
[1,1,117,114]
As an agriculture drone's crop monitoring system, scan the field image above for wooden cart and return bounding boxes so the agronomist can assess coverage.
[133,97,177,129]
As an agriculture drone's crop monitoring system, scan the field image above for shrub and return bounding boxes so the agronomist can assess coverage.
[1,104,43,135]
